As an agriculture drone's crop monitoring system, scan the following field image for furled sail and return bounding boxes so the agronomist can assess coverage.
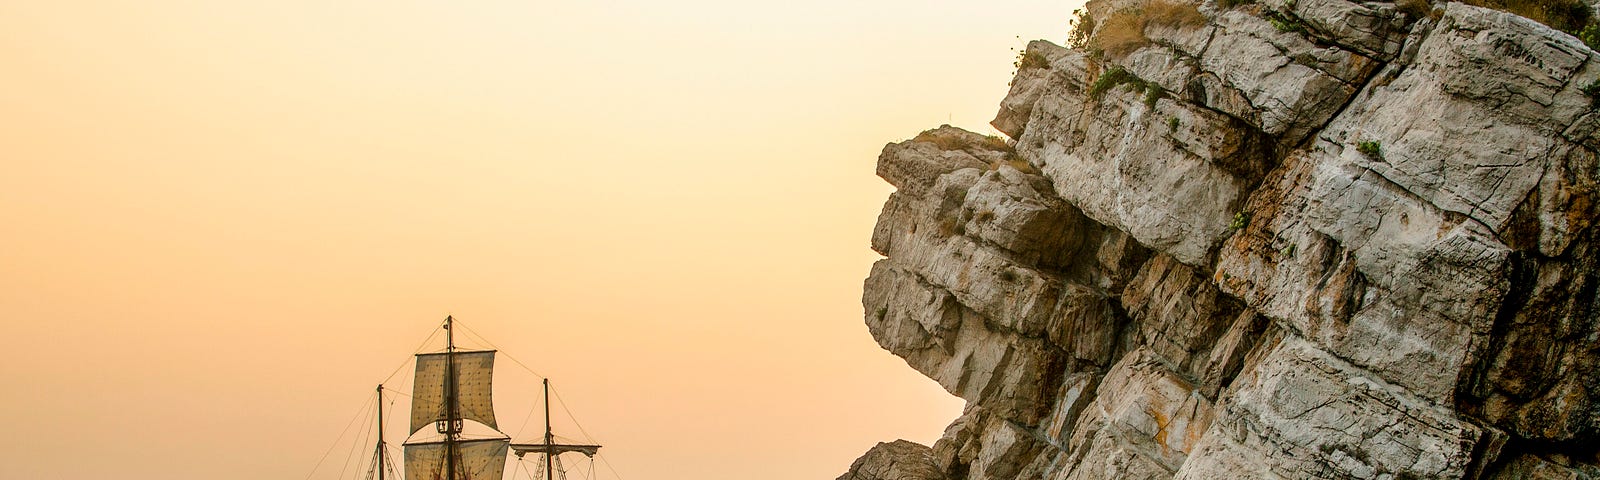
[404,438,509,480]
[410,351,499,434]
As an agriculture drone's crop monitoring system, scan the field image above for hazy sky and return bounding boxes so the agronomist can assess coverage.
[0,1,1082,479]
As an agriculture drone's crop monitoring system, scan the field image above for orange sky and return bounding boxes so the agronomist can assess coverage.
[0,1,1082,479]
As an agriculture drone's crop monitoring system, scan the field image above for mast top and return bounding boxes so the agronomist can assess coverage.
[445,315,455,352]
[510,377,602,461]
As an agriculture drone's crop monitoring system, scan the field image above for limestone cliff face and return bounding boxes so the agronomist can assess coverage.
[843,1,1600,479]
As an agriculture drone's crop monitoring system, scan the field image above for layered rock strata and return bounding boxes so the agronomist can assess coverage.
[845,1,1600,478]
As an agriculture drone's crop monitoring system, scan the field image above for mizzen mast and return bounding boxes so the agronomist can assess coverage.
[544,379,552,480]
[510,379,602,478]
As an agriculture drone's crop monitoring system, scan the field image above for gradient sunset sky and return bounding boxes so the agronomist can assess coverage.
[0,1,1083,479]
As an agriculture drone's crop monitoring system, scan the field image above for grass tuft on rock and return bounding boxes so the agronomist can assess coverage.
[1581,79,1600,107]
[913,128,1015,154]
[1397,0,1433,20]
[1089,66,1142,99]
[1461,0,1592,33]
[1088,66,1169,111]
[1357,140,1383,160]
[1264,10,1307,32]
[1068,9,1096,50]
[1228,211,1252,232]
[1015,50,1049,70]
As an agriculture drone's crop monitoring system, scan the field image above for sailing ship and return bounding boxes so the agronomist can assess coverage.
[363,316,603,480]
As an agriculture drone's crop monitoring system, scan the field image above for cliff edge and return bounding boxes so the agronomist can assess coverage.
[844,0,1600,478]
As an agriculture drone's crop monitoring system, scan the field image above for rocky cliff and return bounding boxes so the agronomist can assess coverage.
[843,0,1600,478]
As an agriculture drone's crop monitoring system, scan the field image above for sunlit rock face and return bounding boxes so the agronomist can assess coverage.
[844,1,1600,478]
[837,440,950,480]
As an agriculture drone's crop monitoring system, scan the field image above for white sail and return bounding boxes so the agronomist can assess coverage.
[410,351,499,434]
[403,438,509,480]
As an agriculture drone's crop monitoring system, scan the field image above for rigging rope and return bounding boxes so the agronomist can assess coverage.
[304,394,375,480]
[514,457,531,480]
[453,317,563,445]
[362,392,403,480]
[452,318,546,379]
[382,444,406,480]
[568,455,594,480]
[384,447,402,480]
[595,453,624,480]
[340,394,378,480]
[383,326,444,385]
[510,380,546,439]
[362,447,380,480]
[549,387,598,444]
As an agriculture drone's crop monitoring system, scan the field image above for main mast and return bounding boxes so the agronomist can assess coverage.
[445,315,459,480]
[401,316,510,480]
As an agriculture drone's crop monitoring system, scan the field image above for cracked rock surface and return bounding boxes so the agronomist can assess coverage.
[843,1,1600,478]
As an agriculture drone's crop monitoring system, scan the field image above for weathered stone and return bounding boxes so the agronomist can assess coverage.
[1426,3,1597,130]
[1122,254,1249,392]
[837,440,949,480]
[1533,147,1599,257]
[1014,59,1272,266]
[1488,453,1600,480]
[1315,7,1589,230]
[1174,336,1490,479]
[876,126,996,198]
[994,41,1086,138]
[1259,0,1407,58]
[1216,148,1512,401]
[1062,350,1215,475]
[1461,225,1600,442]
[847,1,1600,478]
[960,166,1085,269]
[864,263,1061,424]
[968,419,1049,479]
[1191,9,1376,144]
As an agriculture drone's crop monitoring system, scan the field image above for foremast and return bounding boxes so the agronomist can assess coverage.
[544,379,552,480]
[378,384,387,480]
